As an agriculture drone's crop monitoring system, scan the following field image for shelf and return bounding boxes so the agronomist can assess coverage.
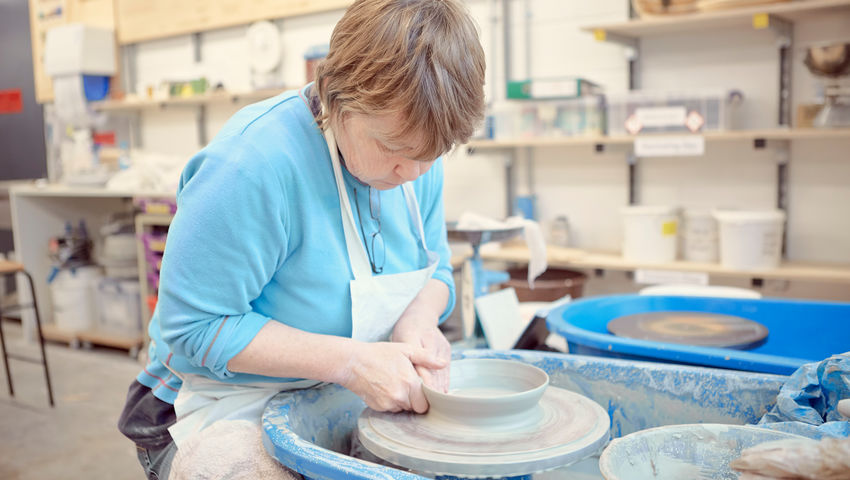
[481,244,850,283]
[584,0,850,39]
[41,323,144,355]
[117,0,352,44]
[90,88,289,112]
[465,128,850,150]
[10,183,175,198]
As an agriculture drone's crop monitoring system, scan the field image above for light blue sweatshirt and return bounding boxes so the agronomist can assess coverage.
[137,86,456,404]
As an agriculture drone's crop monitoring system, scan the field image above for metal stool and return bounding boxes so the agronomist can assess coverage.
[0,260,54,407]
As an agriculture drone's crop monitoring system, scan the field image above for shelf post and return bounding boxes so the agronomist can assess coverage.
[121,44,137,95]
[774,140,790,257]
[753,14,793,126]
[627,152,638,206]
[505,151,516,217]
[192,32,203,63]
[197,105,208,147]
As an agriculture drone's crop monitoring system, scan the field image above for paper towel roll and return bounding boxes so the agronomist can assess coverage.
[53,75,92,127]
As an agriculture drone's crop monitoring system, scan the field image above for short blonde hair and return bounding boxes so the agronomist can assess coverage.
[315,0,486,160]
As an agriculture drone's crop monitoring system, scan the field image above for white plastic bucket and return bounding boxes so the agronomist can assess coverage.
[621,206,679,263]
[103,233,138,261]
[682,209,718,263]
[49,266,102,332]
[713,210,785,270]
[96,279,142,337]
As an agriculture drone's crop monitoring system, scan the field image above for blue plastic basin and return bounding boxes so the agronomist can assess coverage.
[263,350,788,479]
[547,294,850,375]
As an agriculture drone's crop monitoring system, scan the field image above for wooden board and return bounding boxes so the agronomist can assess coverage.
[480,244,850,283]
[116,0,352,44]
[42,322,143,353]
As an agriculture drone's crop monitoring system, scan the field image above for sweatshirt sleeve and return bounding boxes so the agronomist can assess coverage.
[419,158,456,323]
[156,135,288,379]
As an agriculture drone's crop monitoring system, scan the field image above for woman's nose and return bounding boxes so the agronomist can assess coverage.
[395,159,421,182]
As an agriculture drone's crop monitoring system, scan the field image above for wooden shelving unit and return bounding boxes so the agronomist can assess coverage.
[90,88,289,112]
[482,244,850,284]
[466,128,850,150]
[116,0,352,44]
[41,323,144,357]
[584,0,850,39]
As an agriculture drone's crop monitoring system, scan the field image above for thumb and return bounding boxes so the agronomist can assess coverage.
[406,347,448,370]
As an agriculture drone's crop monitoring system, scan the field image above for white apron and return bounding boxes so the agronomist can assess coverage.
[167,125,439,450]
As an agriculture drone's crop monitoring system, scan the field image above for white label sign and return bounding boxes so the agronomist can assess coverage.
[530,79,578,98]
[635,106,687,128]
[634,135,705,157]
[634,269,709,286]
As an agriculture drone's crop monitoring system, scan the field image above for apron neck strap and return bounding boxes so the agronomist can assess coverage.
[323,127,430,280]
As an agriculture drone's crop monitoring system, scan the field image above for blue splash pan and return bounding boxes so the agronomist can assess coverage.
[263,350,788,480]
[546,294,850,375]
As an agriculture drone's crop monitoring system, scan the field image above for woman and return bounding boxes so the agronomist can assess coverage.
[118,0,486,478]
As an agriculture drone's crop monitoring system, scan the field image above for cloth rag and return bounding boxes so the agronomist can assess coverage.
[455,212,547,287]
[731,437,850,480]
[169,419,301,480]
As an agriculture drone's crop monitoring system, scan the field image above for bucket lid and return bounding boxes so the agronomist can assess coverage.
[713,210,786,223]
[621,205,678,216]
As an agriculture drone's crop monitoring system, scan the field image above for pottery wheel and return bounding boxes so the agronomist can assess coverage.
[607,311,768,349]
[356,386,610,478]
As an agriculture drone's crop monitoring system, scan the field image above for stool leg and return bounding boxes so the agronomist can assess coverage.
[0,300,14,398]
[23,271,54,407]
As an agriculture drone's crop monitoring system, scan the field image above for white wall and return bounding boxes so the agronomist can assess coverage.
[120,0,850,300]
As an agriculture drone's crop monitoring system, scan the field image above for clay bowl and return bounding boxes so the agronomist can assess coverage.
[422,359,549,427]
[599,424,808,480]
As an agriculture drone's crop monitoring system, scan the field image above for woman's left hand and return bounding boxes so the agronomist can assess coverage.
[392,309,451,393]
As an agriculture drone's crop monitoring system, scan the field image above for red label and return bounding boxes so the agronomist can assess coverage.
[93,131,116,146]
[0,89,23,114]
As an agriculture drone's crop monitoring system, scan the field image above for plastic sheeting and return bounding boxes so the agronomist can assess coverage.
[757,352,850,439]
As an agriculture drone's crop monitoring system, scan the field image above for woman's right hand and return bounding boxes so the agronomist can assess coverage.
[339,341,447,414]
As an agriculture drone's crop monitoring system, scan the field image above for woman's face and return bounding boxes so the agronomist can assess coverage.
[333,112,436,190]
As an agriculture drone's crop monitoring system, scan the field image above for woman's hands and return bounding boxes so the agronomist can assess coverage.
[391,311,451,394]
[339,340,446,413]
[339,279,452,414]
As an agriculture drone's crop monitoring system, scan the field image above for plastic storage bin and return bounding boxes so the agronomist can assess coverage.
[96,279,142,337]
[546,294,850,375]
[714,210,785,270]
[49,266,102,332]
[682,209,718,262]
[141,232,167,253]
[621,205,679,263]
[607,89,741,136]
[490,98,605,139]
[550,96,606,137]
[134,197,177,215]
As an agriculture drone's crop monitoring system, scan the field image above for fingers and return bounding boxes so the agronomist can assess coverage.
[433,365,450,392]
[408,381,429,414]
[406,346,448,370]
[416,365,449,393]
